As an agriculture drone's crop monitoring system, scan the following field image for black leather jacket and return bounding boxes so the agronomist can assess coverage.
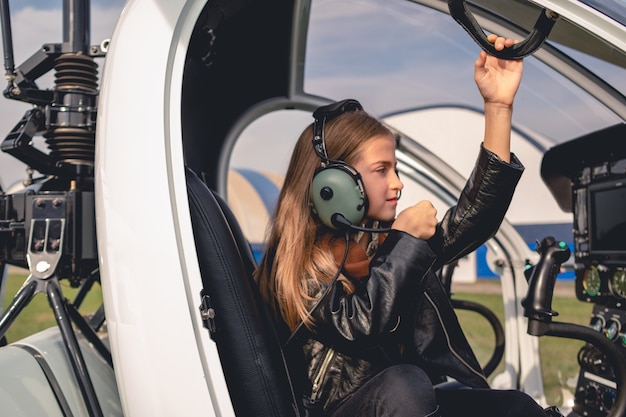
[286,145,524,416]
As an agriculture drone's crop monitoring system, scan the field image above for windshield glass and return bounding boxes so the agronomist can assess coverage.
[582,0,626,26]
[303,0,625,147]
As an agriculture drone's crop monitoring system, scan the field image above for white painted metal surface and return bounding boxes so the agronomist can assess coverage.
[96,1,233,415]
[530,0,626,54]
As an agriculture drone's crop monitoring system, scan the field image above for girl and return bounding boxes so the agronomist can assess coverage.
[255,36,557,417]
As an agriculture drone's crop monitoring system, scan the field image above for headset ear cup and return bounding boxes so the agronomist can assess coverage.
[310,164,367,229]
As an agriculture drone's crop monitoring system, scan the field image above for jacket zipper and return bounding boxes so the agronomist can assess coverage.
[310,347,336,404]
[424,292,489,385]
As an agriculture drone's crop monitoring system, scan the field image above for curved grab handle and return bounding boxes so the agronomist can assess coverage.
[530,321,626,417]
[448,0,559,60]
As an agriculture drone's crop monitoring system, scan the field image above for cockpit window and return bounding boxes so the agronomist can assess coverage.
[581,0,626,26]
[304,0,625,146]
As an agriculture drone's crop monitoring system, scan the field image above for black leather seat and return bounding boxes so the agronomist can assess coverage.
[186,167,300,417]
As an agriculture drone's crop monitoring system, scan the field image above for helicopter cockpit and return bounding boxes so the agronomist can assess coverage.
[0,1,625,417]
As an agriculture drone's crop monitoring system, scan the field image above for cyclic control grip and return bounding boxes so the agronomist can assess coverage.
[522,236,571,322]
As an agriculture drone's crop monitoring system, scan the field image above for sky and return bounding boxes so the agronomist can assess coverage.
[1,0,624,194]
[0,0,125,190]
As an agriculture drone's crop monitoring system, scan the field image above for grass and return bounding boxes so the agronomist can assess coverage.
[1,267,103,343]
[2,268,590,407]
[453,279,592,408]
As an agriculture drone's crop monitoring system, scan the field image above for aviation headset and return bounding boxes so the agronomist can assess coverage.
[310,99,369,230]
[286,100,395,347]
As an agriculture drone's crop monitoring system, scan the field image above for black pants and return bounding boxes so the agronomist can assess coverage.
[329,364,548,417]
[330,364,439,417]
[436,387,549,417]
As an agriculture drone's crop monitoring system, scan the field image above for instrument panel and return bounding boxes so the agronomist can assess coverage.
[577,264,626,308]
[573,172,626,309]
[541,124,626,417]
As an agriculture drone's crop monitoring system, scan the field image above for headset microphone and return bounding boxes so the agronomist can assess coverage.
[331,213,393,233]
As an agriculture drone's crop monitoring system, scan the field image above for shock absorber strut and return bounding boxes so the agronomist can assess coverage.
[0,0,103,180]
[44,52,99,168]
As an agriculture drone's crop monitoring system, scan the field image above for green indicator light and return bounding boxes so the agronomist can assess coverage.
[622,335,626,347]
[559,241,567,249]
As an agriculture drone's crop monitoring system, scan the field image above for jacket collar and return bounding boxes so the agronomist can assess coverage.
[322,231,387,280]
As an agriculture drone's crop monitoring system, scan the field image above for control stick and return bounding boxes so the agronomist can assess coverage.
[522,236,626,417]
[522,236,570,323]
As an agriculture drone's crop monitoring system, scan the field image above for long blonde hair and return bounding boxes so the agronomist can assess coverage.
[254,109,394,331]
